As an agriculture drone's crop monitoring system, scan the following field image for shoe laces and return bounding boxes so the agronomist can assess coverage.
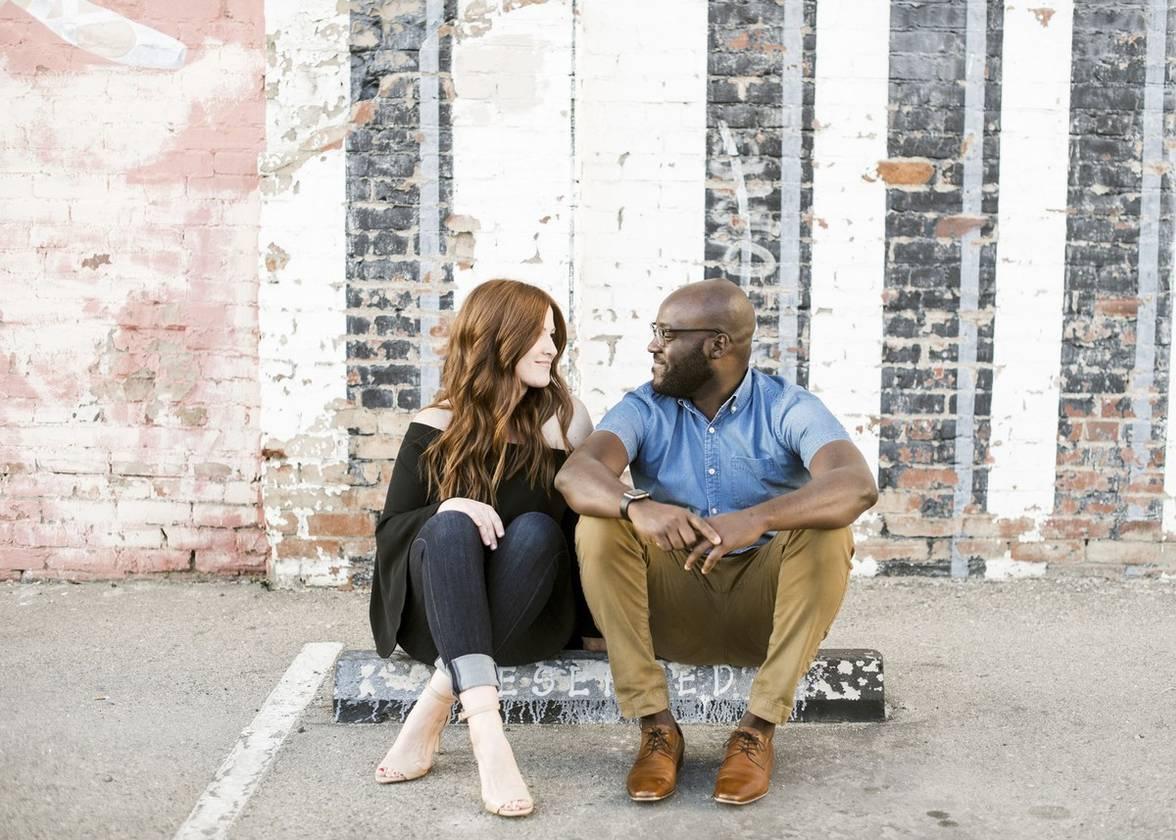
[726,730,767,766]
[640,726,676,759]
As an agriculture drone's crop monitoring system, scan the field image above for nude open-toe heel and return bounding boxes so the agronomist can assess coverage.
[374,682,455,784]
[459,700,534,818]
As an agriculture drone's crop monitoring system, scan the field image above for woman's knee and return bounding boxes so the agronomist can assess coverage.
[419,509,482,543]
[501,511,564,556]
[505,510,561,539]
[413,510,484,570]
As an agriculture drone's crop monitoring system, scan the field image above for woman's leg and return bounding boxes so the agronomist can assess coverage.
[375,510,487,783]
[373,657,454,783]
[409,510,534,815]
[484,511,570,661]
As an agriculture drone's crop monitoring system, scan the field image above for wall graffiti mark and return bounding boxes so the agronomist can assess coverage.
[5,0,187,69]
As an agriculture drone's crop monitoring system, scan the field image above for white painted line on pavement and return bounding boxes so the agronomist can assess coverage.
[173,642,343,840]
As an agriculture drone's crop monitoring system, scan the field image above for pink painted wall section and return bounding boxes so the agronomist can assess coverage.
[0,1,267,579]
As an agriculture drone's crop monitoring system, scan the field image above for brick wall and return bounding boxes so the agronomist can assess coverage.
[0,1,266,581]
[3,0,1175,584]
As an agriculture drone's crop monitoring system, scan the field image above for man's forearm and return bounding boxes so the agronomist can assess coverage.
[554,453,630,518]
[747,468,878,532]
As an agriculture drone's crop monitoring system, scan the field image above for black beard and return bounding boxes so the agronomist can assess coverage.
[652,343,714,398]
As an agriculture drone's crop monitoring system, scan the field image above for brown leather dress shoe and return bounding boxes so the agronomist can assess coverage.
[712,726,774,805]
[626,723,685,801]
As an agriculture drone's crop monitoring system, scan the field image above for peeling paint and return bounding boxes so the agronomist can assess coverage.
[984,552,1048,580]
[1029,7,1056,28]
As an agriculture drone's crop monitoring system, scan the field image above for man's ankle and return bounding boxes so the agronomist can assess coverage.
[737,712,775,738]
[640,709,678,730]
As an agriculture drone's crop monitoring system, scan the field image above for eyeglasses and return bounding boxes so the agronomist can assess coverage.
[650,323,725,345]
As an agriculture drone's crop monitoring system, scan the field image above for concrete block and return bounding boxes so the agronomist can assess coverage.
[334,649,884,725]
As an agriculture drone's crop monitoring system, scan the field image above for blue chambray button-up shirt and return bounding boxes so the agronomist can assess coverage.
[597,368,851,550]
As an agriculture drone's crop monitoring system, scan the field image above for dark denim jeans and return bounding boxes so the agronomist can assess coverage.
[402,509,573,692]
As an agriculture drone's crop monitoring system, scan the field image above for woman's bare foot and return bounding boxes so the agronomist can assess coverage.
[374,668,454,783]
[459,685,534,817]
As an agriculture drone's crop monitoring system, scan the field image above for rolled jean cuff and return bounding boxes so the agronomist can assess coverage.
[448,653,500,693]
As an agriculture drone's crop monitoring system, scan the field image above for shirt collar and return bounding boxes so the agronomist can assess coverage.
[676,367,755,418]
[727,367,755,414]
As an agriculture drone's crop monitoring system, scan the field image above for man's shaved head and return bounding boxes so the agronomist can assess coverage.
[660,280,755,361]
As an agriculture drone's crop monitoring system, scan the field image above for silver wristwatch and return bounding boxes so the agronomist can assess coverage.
[620,488,651,520]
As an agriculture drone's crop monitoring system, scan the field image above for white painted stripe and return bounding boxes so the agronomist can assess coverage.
[419,0,444,407]
[572,0,708,421]
[173,642,342,840]
[777,0,805,384]
[1127,0,1169,517]
[258,0,349,445]
[1161,148,1176,534]
[451,0,574,309]
[807,2,891,480]
[987,1,1074,527]
[259,0,350,586]
[950,0,989,578]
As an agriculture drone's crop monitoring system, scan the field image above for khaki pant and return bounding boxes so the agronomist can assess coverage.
[576,516,853,724]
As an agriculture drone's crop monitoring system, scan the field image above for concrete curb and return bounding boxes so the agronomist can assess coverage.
[334,649,884,724]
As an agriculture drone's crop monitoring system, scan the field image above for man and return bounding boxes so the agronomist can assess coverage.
[554,280,877,805]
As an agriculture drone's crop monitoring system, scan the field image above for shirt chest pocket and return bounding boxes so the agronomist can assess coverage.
[728,456,784,509]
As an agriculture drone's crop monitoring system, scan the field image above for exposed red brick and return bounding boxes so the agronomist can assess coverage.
[276,538,342,559]
[934,214,985,239]
[882,515,956,538]
[1055,471,1112,493]
[1118,520,1162,540]
[1010,540,1084,564]
[1041,517,1114,540]
[1081,421,1120,442]
[895,468,957,489]
[854,538,931,563]
[0,546,48,571]
[1094,298,1139,317]
[308,512,374,538]
[1085,540,1161,566]
[877,159,935,186]
[954,538,1010,558]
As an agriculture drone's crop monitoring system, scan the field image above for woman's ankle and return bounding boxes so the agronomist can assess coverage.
[427,667,454,701]
[459,685,499,714]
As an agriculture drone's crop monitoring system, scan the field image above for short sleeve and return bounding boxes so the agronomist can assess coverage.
[595,391,650,462]
[777,390,851,468]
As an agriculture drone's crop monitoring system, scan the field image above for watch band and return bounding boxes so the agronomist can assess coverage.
[620,490,650,520]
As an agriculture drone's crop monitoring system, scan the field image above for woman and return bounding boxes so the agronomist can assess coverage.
[369,279,593,818]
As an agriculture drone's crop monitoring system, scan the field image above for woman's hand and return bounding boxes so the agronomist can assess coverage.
[437,497,505,549]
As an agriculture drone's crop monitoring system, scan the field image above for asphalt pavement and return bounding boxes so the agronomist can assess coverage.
[2,575,1173,840]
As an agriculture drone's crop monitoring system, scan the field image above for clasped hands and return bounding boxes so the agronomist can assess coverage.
[627,499,765,574]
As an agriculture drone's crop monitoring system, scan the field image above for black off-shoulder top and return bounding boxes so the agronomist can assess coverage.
[369,422,590,658]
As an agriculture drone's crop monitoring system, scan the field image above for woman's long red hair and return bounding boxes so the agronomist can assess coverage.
[421,279,574,502]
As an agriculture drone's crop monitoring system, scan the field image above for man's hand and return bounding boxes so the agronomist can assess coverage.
[628,500,722,553]
[684,510,765,574]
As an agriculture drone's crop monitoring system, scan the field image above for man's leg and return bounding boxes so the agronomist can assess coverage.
[740,526,853,724]
[576,515,729,712]
[575,515,668,718]
[576,515,718,801]
[709,526,853,805]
